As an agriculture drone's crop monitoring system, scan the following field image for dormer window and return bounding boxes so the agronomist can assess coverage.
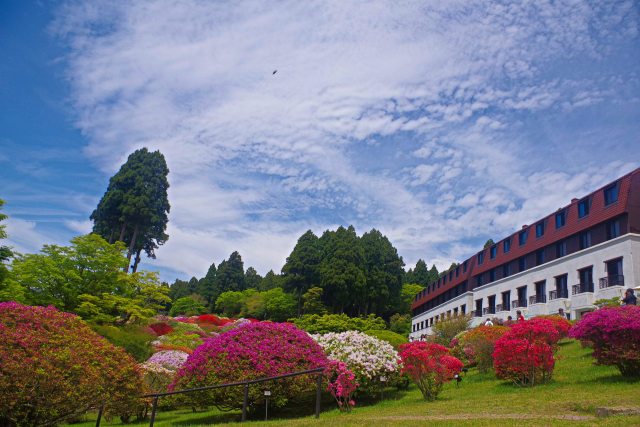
[604,183,618,206]
[518,230,528,246]
[535,221,545,238]
[578,198,591,218]
[490,245,497,259]
[478,252,485,265]
[503,238,511,253]
[555,210,566,229]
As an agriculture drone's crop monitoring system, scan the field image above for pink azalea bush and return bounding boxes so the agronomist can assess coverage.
[170,322,329,411]
[398,341,463,401]
[312,331,400,392]
[493,318,560,387]
[0,302,146,426]
[324,360,359,411]
[569,305,640,378]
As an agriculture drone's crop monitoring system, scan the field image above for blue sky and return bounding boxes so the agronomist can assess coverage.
[1,0,639,283]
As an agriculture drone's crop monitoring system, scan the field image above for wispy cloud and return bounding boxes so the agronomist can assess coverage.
[36,0,640,277]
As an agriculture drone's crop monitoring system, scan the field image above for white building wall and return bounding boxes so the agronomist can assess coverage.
[409,233,640,340]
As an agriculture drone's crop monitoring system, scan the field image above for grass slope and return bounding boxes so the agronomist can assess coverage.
[68,340,640,426]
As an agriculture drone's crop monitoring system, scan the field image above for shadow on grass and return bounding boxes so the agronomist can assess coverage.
[575,372,637,385]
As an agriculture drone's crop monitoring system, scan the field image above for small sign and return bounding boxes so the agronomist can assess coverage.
[263,390,271,396]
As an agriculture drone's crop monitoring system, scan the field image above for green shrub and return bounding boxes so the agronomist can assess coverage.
[0,302,147,426]
[93,324,155,362]
[364,329,408,350]
[289,313,387,334]
[169,296,207,316]
[431,314,472,346]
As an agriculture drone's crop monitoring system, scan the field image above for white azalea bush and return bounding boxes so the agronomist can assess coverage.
[312,331,401,393]
[140,350,189,393]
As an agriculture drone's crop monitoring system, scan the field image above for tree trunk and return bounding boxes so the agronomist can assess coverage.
[108,229,115,244]
[297,287,303,318]
[132,248,142,273]
[125,224,139,273]
[118,222,128,242]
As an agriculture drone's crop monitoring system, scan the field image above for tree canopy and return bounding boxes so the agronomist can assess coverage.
[90,148,170,272]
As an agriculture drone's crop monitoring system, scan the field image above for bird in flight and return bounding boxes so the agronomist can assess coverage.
[273,70,277,75]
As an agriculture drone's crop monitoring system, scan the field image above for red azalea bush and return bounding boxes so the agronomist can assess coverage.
[149,322,173,336]
[493,318,560,387]
[398,341,463,401]
[459,325,509,372]
[532,315,572,338]
[0,302,146,426]
[569,305,640,378]
[170,322,329,411]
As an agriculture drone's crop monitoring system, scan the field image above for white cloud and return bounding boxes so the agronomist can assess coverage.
[42,0,640,280]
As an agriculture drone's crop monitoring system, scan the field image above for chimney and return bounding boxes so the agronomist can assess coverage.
[522,225,527,229]
[571,198,578,203]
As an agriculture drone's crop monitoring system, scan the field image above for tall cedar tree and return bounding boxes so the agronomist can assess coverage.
[282,230,321,317]
[0,198,13,287]
[90,148,170,272]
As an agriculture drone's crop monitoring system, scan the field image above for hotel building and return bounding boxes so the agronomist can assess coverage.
[410,168,640,339]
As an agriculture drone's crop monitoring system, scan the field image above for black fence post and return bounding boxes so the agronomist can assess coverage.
[241,383,249,422]
[149,396,159,427]
[95,405,103,427]
[315,372,322,419]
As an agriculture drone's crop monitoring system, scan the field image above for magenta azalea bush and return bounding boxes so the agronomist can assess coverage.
[324,360,358,411]
[0,302,146,426]
[569,305,640,378]
[170,322,329,411]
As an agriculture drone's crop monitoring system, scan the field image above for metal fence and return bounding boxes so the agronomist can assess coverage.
[96,367,325,427]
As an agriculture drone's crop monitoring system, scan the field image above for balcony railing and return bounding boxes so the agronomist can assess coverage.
[549,289,569,300]
[496,303,510,312]
[529,294,547,305]
[599,275,625,289]
[472,310,482,317]
[572,282,594,295]
[483,307,496,315]
[512,299,528,308]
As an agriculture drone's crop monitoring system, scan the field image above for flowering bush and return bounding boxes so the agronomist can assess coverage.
[170,322,328,411]
[324,360,359,411]
[149,322,173,336]
[312,331,400,393]
[569,305,640,378]
[140,350,189,393]
[532,315,572,338]
[493,318,560,387]
[0,302,146,426]
[148,350,189,369]
[398,341,463,401]
[459,325,509,372]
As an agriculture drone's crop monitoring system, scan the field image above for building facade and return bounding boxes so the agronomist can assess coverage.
[409,168,640,340]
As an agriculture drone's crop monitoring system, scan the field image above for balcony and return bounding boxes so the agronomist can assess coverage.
[483,307,496,315]
[496,303,510,312]
[572,282,594,295]
[512,299,528,309]
[599,275,624,289]
[529,294,547,305]
[549,289,569,300]
[472,310,482,317]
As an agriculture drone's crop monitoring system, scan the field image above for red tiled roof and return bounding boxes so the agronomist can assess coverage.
[411,168,640,311]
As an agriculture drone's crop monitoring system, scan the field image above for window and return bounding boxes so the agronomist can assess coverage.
[463,261,468,273]
[443,275,446,285]
[478,252,485,265]
[503,238,511,253]
[475,299,483,316]
[536,249,545,265]
[455,266,460,277]
[579,230,591,250]
[579,266,594,293]
[503,263,511,278]
[449,271,453,281]
[578,198,591,218]
[555,274,568,299]
[604,183,618,206]
[490,245,497,259]
[555,210,566,229]
[536,221,546,238]
[556,240,566,258]
[476,275,483,287]
[606,220,620,239]
[489,268,496,282]
[519,229,528,246]
[518,256,527,272]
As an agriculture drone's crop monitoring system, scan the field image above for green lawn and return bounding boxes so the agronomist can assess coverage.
[68,340,640,426]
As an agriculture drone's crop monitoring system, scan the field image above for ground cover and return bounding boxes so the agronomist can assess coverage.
[66,340,640,426]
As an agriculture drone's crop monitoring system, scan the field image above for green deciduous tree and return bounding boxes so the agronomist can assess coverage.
[168,296,207,316]
[0,198,16,300]
[215,291,245,316]
[302,286,328,315]
[400,283,425,313]
[5,234,170,323]
[90,148,170,272]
